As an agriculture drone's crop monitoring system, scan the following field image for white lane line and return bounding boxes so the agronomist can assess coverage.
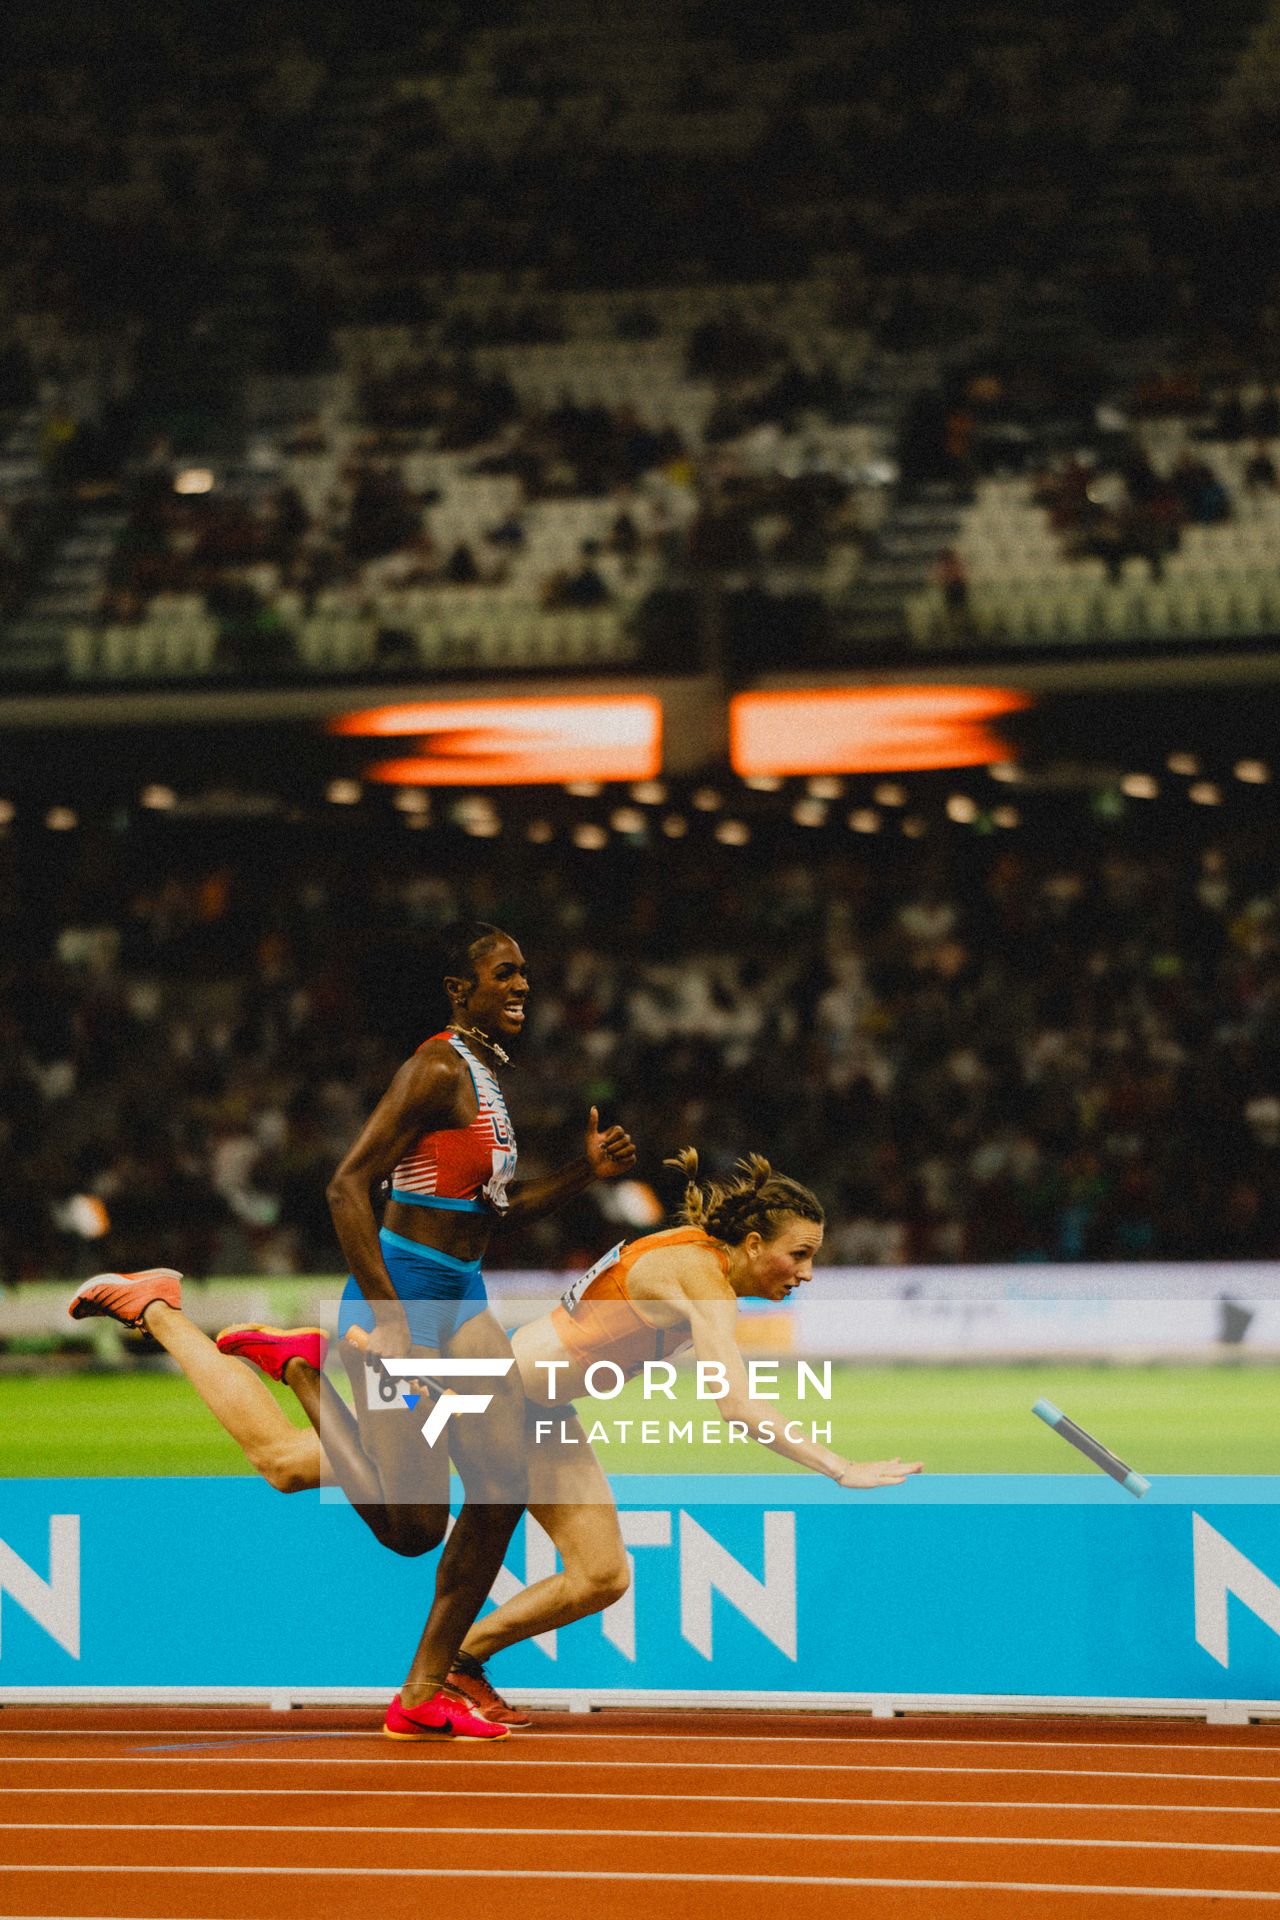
[0,1866,1277,1898]
[2,1754,1276,1783]
[2,1787,1277,1814]
[1,1822,1278,1854]
[3,1729,1277,1756]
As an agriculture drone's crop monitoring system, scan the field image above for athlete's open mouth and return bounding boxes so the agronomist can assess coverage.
[503,1002,526,1023]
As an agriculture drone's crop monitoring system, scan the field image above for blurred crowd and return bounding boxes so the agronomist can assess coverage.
[3,807,1279,1285]
[0,11,320,352]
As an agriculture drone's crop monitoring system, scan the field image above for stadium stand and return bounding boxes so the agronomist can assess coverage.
[1,0,1277,681]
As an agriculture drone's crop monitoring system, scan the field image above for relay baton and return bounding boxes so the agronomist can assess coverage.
[1032,1398,1150,1498]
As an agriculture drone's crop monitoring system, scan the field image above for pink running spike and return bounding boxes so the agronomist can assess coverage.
[215,1324,329,1382]
[384,1690,510,1742]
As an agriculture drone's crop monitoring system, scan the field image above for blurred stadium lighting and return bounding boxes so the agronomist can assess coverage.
[791,798,828,827]
[873,781,907,806]
[714,819,750,845]
[1189,782,1223,806]
[46,807,77,830]
[630,780,667,804]
[173,468,215,495]
[0,800,13,825]
[453,796,501,836]
[595,1178,664,1227]
[565,780,603,797]
[1167,753,1200,776]
[54,1194,110,1240]
[331,696,661,786]
[610,806,646,834]
[392,787,430,814]
[806,776,844,800]
[946,794,979,823]
[743,774,783,792]
[902,815,928,837]
[848,808,881,833]
[1235,760,1270,784]
[1121,774,1159,799]
[731,687,1031,777]
[325,779,361,805]
[661,814,688,837]
[993,805,1022,829]
[692,787,723,811]
[988,763,1021,784]
[572,823,608,849]
[140,785,177,810]
[526,820,554,844]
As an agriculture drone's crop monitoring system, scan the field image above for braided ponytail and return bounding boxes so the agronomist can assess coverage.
[664,1147,824,1245]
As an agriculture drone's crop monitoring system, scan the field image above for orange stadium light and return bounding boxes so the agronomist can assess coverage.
[729,686,1033,776]
[330,696,663,786]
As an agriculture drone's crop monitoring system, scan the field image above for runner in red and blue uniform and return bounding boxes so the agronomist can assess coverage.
[70,921,636,1743]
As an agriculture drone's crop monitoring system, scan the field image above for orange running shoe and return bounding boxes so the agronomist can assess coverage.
[447,1652,533,1729]
[68,1268,183,1329]
[216,1324,329,1382]
[384,1689,510,1742]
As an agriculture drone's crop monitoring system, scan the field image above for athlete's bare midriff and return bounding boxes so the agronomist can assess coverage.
[382,1198,495,1262]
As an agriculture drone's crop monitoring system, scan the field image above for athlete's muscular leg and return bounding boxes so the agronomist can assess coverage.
[331,1341,449,1559]
[137,1297,443,1557]
[461,1417,629,1661]
[397,1309,528,1706]
[140,1302,322,1494]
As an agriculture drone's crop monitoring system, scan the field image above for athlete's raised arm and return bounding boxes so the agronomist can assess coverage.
[490,1106,636,1230]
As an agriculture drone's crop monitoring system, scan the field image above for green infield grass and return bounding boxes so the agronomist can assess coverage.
[1,1362,1273,1479]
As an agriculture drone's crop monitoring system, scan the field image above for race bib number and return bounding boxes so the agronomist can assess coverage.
[560,1240,625,1315]
[363,1358,403,1412]
[362,1359,433,1413]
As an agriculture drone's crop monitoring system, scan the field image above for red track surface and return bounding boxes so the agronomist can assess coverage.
[2,1707,1279,1918]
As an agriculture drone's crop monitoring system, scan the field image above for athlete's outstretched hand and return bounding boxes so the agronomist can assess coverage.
[586,1106,637,1181]
[834,1457,924,1490]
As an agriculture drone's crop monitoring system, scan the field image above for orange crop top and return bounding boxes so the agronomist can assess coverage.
[550,1225,729,1380]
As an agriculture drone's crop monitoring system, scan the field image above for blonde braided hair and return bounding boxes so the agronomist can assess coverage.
[664,1147,824,1246]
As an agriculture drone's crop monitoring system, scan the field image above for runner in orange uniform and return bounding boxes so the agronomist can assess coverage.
[440,1150,920,1718]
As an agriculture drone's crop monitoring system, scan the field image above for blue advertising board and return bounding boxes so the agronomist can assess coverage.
[1,1476,1278,1705]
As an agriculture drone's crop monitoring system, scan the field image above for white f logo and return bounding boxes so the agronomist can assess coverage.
[379,1358,515,1445]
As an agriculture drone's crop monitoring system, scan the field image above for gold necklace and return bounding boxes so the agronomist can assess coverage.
[448,1021,510,1067]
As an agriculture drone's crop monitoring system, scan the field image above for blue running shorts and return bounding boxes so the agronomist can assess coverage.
[338,1226,489,1350]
